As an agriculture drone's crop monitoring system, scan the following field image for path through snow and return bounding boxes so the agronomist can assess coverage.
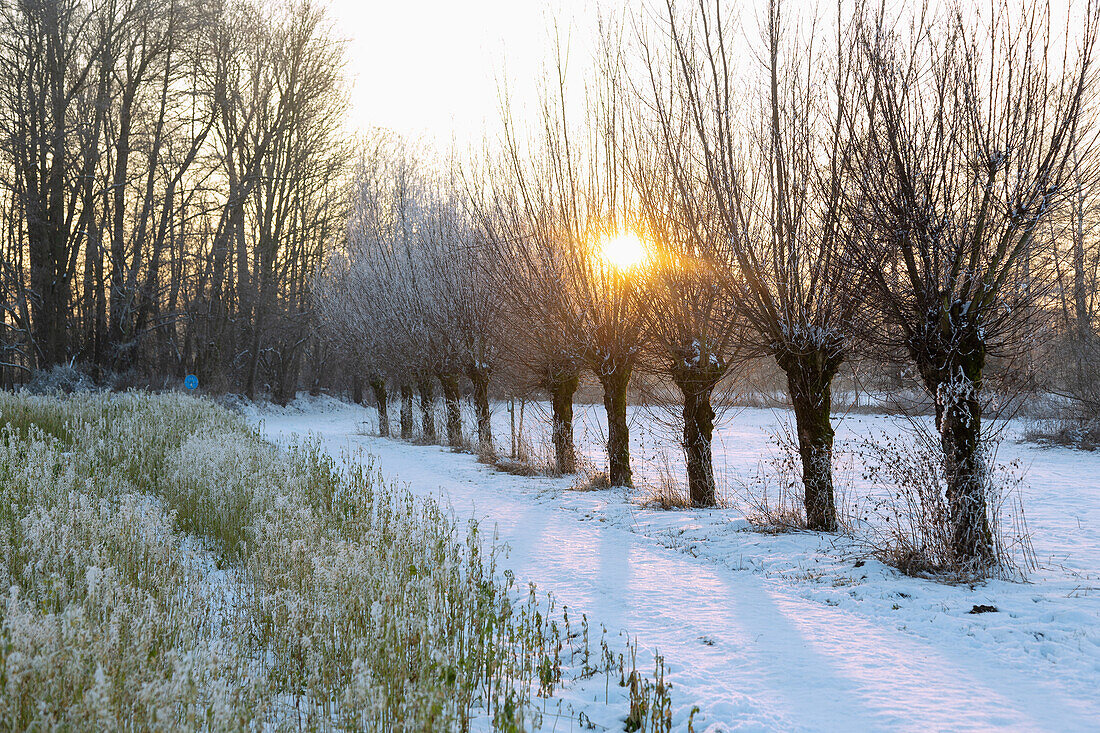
[250,398,1100,732]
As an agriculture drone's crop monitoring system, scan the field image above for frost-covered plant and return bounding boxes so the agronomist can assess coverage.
[0,391,664,730]
[853,428,1035,579]
[0,392,264,730]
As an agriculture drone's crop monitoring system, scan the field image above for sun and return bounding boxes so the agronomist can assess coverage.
[597,232,648,271]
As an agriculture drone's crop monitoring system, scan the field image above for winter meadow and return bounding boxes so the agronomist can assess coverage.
[2,0,1100,730]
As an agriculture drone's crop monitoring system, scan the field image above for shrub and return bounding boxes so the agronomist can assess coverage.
[853,428,1035,580]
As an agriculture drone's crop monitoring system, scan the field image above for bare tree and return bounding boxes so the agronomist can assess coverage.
[849,1,1099,563]
[630,5,747,507]
[646,0,867,529]
[0,0,121,368]
[475,99,587,472]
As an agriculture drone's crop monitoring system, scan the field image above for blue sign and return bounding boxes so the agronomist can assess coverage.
[184,374,198,390]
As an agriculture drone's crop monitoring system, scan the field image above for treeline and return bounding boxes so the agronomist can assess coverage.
[0,0,348,400]
[316,0,1100,570]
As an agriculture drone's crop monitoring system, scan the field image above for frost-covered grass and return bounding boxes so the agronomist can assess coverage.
[0,392,667,731]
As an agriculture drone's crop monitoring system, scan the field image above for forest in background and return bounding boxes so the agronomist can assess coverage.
[0,0,346,401]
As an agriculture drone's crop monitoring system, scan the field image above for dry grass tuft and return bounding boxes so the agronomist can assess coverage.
[571,470,611,491]
[636,462,693,510]
[638,482,693,510]
[492,430,560,476]
[735,426,812,533]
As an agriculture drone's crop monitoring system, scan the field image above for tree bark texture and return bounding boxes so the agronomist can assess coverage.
[598,365,633,487]
[370,378,389,438]
[547,372,579,474]
[779,347,841,532]
[417,377,437,442]
[439,372,463,447]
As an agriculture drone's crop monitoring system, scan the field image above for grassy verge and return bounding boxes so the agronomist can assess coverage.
[0,392,671,731]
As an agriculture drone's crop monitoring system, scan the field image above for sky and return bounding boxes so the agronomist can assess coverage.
[323,0,1085,154]
[325,0,609,152]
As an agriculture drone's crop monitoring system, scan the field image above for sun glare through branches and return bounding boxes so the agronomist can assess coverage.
[596,231,648,271]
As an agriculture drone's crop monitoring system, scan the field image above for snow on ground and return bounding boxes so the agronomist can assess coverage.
[247,395,1100,732]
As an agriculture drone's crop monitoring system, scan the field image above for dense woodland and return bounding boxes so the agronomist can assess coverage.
[0,0,347,401]
[3,0,1100,568]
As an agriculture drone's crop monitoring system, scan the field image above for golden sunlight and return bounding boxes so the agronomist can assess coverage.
[597,232,648,271]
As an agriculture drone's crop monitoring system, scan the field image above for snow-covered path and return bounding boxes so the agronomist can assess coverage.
[251,399,1100,732]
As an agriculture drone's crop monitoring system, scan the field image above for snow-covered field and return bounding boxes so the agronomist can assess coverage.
[249,396,1100,732]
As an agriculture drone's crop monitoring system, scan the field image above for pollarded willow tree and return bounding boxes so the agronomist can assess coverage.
[473,158,586,472]
[849,1,1100,563]
[494,23,647,486]
[470,65,596,473]
[414,169,501,453]
[572,20,651,487]
[477,23,649,482]
[652,0,868,530]
[316,132,427,438]
[319,132,500,451]
[628,8,747,508]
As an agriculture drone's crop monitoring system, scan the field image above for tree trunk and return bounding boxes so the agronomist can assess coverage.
[417,377,437,442]
[351,373,364,405]
[547,373,579,474]
[937,365,993,566]
[914,316,994,567]
[467,364,493,456]
[598,365,633,487]
[781,350,840,532]
[439,373,463,447]
[682,386,716,507]
[370,378,389,438]
[400,385,415,438]
[671,365,722,507]
[28,221,68,368]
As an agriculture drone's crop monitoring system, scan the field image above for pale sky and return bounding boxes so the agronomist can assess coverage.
[326,0,613,151]
[324,0,1084,153]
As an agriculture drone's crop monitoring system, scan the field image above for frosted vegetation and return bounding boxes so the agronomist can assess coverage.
[0,392,667,731]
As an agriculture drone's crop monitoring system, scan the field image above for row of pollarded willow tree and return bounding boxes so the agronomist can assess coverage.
[318,0,1100,567]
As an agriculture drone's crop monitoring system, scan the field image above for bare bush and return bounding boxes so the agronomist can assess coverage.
[736,423,858,534]
[853,429,1036,579]
[737,427,810,533]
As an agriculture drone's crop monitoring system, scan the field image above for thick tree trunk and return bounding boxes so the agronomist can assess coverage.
[351,373,364,405]
[370,378,389,438]
[439,373,463,447]
[681,386,716,507]
[598,366,633,487]
[467,364,493,456]
[914,316,993,567]
[671,365,722,507]
[780,350,841,532]
[400,385,415,439]
[417,377,437,442]
[28,222,69,368]
[789,385,838,531]
[937,367,993,565]
[547,373,579,474]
